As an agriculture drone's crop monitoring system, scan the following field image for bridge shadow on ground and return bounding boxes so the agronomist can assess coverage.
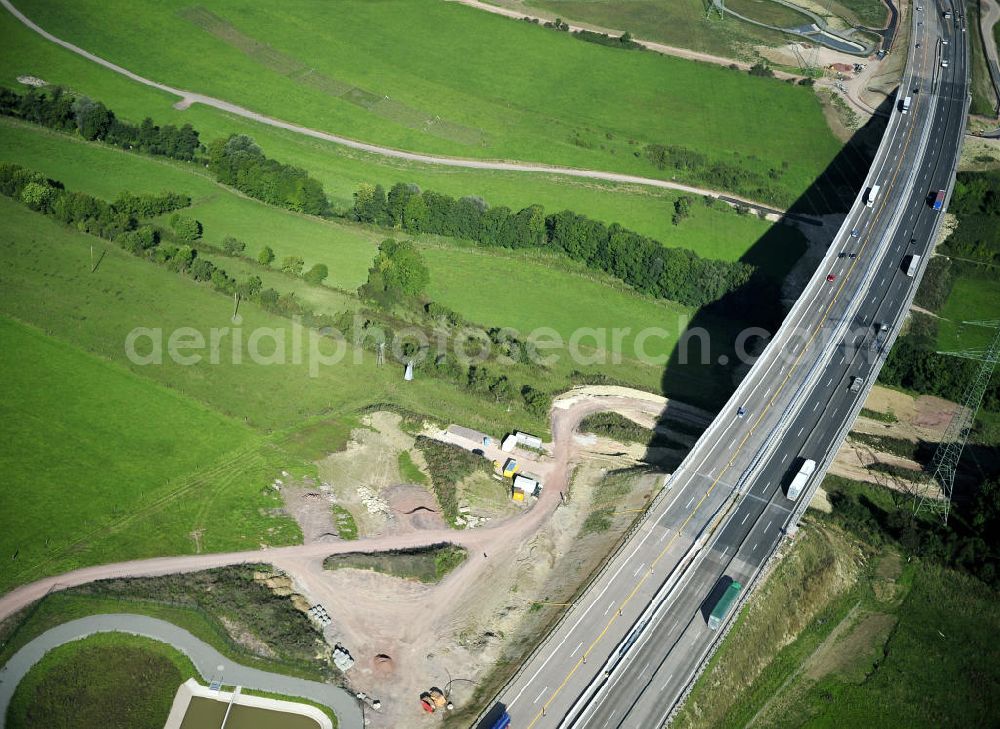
[641,93,897,467]
[470,94,898,729]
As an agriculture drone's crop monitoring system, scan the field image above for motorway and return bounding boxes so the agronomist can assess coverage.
[493,3,969,728]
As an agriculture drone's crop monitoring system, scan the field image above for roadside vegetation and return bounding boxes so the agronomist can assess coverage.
[0,567,330,682]
[414,438,493,526]
[323,544,468,584]
[674,505,1000,729]
[581,468,648,534]
[969,0,1000,116]
[13,0,841,206]
[675,165,1000,729]
[878,170,1000,449]
[579,411,688,450]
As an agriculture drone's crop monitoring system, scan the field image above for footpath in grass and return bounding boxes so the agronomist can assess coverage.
[15,0,841,204]
[0,6,798,248]
[0,315,261,592]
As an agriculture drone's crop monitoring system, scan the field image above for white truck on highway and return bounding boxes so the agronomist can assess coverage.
[787,458,816,501]
[865,184,880,207]
[901,95,912,113]
[906,254,922,277]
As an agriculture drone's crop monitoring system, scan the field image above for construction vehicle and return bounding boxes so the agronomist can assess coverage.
[708,580,742,630]
[419,687,451,713]
[493,457,520,478]
[787,458,817,500]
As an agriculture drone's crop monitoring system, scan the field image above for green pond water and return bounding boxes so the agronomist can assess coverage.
[179,696,322,729]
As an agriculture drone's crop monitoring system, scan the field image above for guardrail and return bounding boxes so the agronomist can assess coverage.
[474,4,947,726]
[662,10,971,724]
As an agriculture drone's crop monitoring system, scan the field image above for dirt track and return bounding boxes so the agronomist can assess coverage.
[0,0,780,210]
[0,392,669,620]
[448,0,804,79]
[0,389,687,725]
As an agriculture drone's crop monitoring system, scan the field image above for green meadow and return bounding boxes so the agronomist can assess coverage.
[14,0,841,203]
[0,119,799,291]
[936,274,1000,353]
[0,118,763,404]
[0,6,799,251]
[0,314,290,592]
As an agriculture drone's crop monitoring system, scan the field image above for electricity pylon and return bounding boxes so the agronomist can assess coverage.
[915,320,1000,522]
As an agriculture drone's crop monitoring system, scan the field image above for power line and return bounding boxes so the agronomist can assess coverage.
[915,320,1000,522]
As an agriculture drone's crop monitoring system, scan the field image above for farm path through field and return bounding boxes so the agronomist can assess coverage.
[0,389,674,622]
[1,0,782,210]
[447,0,807,78]
[0,387,682,727]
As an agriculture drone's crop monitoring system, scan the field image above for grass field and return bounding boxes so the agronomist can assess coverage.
[513,0,790,58]
[0,118,798,280]
[0,7,802,247]
[6,633,193,729]
[0,119,766,404]
[0,118,381,290]
[935,273,1000,353]
[0,315,275,591]
[673,519,1000,729]
[0,198,542,435]
[13,0,842,204]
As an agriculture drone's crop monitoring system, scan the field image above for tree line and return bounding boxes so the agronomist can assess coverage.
[207,134,330,216]
[0,162,338,331]
[0,162,554,419]
[645,143,788,206]
[352,181,754,308]
[0,86,331,216]
[521,16,642,50]
[1,86,200,161]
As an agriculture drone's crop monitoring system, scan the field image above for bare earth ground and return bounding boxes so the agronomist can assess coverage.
[274,393,675,728]
[0,389,680,728]
[827,384,962,497]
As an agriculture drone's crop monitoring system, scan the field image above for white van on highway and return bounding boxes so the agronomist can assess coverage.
[865,184,881,207]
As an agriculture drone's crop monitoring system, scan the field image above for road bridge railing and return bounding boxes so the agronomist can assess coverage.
[662,10,970,724]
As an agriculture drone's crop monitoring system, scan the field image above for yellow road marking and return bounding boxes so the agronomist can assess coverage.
[524,41,934,729]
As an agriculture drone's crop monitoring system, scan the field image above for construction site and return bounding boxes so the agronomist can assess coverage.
[265,387,712,727]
